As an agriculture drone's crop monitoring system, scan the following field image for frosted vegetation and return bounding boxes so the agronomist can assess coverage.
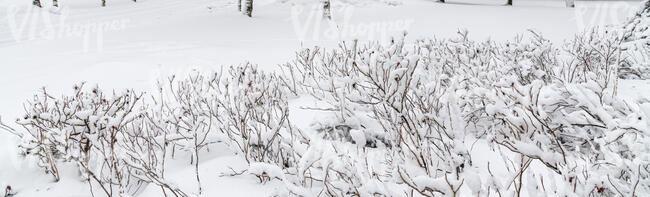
[622,0,650,79]
[3,1,650,197]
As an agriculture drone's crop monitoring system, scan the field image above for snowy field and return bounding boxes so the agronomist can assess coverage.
[1,0,649,196]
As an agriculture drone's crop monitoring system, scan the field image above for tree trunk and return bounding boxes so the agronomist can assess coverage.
[53,0,58,7]
[33,0,42,7]
[565,0,575,8]
[440,0,445,3]
[507,0,512,6]
[245,0,253,17]
[323,0,332,20]
[239,0,242,11]
[102,0,106,7]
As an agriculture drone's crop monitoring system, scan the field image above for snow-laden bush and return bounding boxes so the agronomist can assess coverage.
[621,0,650,79]
[8,27,650,197]
[483,31,649,196]
[485,78,649,196]
[158,64,296,184]
[278,30,649,196]
[279,36,476,195]
[14,84,187,196]
[12,64,295,196]
[210,64,292,166]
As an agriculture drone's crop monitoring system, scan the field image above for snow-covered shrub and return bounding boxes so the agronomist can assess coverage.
[474,30,649,196]
[279,32,552,195]
[154,70,223,194]
[279,36,478,196]
[160,64,297,184]
[621,0,650,79]
[279,30,649,196]
[14,83,190,197]
[213,64,292,165]
[9,10,650,195]
[13,63,297,196]
[14,84,171,196]
[563,29,622,86]
[485,78,650,196]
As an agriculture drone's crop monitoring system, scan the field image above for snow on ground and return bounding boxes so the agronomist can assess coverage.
[0,0,647,196]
